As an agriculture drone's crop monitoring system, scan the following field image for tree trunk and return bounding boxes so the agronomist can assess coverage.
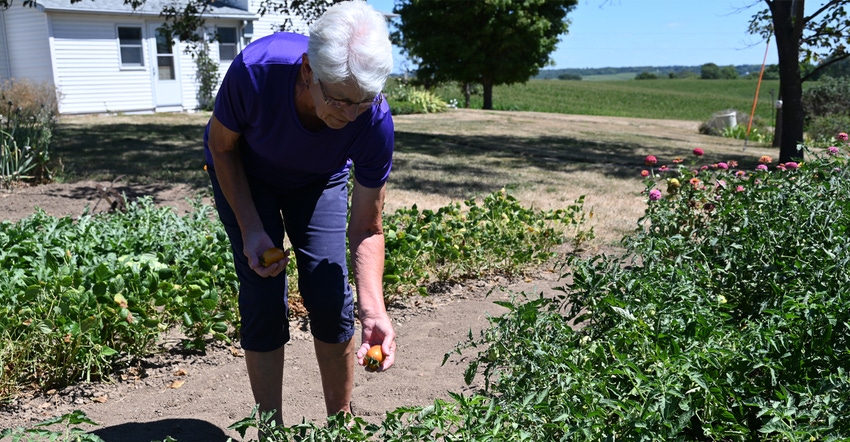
[482,79,493,110]
[769,0,806,163]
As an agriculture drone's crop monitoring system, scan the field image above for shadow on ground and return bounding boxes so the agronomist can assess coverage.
[53,118,759,203]
[90,418,230,442]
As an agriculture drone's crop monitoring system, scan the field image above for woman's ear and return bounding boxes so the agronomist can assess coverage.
[301,54,313,83]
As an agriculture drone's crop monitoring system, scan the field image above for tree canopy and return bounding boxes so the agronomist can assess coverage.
[749,0,850,162]
[392,0,577,109]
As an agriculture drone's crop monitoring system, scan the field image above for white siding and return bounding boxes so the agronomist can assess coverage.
[2,5,53,83]
[50,13,154,114]
[177,37,202,111]
[249,0,308,41]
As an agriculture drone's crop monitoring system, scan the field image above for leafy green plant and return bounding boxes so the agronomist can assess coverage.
[386,82,448,115]
[0,410,104,441]
[0,198,239,398]
[194,43,220,112]
[722,123,770,144]
[382,189,593,301]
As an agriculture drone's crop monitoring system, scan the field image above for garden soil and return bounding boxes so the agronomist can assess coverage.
[0,111,760,441]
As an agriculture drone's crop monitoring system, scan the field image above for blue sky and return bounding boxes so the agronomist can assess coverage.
[365,0,825,71]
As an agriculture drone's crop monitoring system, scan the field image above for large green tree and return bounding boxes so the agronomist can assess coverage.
[392,0,577,110]
[749,0,850,162]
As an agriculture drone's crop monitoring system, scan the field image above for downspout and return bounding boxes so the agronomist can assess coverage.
[0,12,11,78]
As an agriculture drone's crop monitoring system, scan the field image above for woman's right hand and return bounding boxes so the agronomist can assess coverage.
[243,230,289,278]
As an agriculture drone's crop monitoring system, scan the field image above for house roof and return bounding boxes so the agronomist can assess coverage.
[36,0,257,20]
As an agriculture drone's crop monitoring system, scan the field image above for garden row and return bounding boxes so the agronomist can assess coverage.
[227,134,850,440]
[0,189,591,402]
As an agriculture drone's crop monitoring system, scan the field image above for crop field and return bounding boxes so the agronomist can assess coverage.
[429,78,782,122]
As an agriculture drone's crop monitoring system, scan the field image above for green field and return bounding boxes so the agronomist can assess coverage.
[430,78,783,123]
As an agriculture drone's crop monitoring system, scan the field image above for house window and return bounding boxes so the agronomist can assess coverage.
[118,26,144,67]
[218,27,237,61]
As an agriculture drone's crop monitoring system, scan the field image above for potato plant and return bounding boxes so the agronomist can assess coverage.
[1,188,592,403]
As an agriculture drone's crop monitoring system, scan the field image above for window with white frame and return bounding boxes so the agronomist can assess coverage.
[118,26,144,67]
[218,27,238,62]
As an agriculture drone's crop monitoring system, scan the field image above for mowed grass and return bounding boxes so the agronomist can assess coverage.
[431,78,781,122]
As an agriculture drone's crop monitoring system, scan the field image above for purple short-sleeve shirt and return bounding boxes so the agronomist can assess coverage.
[203,32,394,191]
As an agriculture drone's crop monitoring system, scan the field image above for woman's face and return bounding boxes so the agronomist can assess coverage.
[310,79,377,129]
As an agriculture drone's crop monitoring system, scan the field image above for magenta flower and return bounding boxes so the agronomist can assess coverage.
[838,132,849,142]
[700,165,709,171]
[645,155,658,166]
[649,189,662,201]
[785,162,799,170]
[756,164,768,172]
[717,162,729,170]
[659,165,669,172]
[828,146,839,155]
[736,185,745,193]
[641,170,650,177]
[693,148,704,156]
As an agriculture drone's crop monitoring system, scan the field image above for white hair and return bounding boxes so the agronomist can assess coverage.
[307,0,393,99]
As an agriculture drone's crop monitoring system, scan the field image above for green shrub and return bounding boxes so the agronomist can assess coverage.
[635,71,658,80]
[386,82,448,115]
[194,43,220,112]
[807,112,850,144]
[803,76,850,120]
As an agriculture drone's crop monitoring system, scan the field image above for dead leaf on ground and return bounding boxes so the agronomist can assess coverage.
[92,395,108,403]
[169,379,185,389]
[173,369,188,376]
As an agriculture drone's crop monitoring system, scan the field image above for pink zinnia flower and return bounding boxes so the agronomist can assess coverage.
[645,155,658,166]
[700,165,709,171]
[777,164,787,171]
[649,189,662,201]
[673,157,683,164]
[641,170,650,177]
[759,155,773,164]
[693,148,704,156]
[728,160,738,168]
[735,170,746,178]
[735,185,745,193]
[756,164,768,172]
[659,165,669,172]
[785,162,799,170]
[838,132,849,142]
[689,177,701,188]
[828,146,839,155]
[717,162,729,170]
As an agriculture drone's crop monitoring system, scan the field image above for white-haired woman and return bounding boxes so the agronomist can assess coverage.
[204,0,396,424]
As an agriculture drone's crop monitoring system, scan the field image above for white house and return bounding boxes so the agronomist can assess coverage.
[0,0,308,114]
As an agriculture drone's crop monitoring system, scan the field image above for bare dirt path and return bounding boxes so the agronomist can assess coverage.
[0,110,773,441]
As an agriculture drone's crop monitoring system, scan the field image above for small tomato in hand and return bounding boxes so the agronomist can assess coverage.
[364,345,384,371]
[260,248,286,267]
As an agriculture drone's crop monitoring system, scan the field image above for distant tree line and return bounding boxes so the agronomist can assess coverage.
[537,59,850,81]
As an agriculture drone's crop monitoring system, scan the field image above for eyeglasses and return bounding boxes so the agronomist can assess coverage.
[317,79,383,110]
